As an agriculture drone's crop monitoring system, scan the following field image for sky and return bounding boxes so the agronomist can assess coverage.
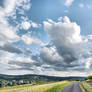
[0,0,92,76]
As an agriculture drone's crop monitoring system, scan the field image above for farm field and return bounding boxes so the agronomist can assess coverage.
[0,81,70,92]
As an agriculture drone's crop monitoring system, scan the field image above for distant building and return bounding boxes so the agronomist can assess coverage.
[7,82,13,86]
[17,80,24,85]
[31,81,36,84]
[0,81,6,88]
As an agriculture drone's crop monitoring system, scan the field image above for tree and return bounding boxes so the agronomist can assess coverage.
[87,75,92,80]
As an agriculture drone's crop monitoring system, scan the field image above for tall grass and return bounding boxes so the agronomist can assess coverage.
[45,81,70,92]
[81,81,92,92]
[0,81,70,92]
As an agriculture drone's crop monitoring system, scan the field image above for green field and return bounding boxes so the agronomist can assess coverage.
[0,81,70,92]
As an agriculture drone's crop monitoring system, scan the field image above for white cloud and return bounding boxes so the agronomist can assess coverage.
[86,58,92,69]
[15,57,35,63]
[44,16,83,45]
[20,18,41,30]
[3,0,16,14]
[31,22,41,28]
[0,43,22,54]
[0,0,31,46]
[0,0,31,74]
[21,21,31,30]
[43,16,88,72]
[8,56,42,72]
[87,35,92,40]
[58,17,62,21]
[0,16,20,46]
[3,0,31,15]
[0,0,92,76]
[21,34,45,46]
[78,3,91,9]
[21,35,33,45]
[65,0,74,7]
[79,3,84,8]
[40,46,64,64]
[0,50,15,71]
[0,50,15,64]
[63,16,71,23]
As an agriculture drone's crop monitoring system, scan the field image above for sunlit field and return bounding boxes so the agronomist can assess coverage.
[0,81,70,92]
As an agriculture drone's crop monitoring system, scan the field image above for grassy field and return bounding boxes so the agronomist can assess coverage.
[80,81,92,92]
[0,81,70,92]
[45,81,69,92]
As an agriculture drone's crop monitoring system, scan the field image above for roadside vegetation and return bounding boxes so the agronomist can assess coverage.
[45,81,70,92]
[80,75,92,92]
[0,81,70,92]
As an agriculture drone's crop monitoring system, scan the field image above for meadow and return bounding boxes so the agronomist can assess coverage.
[0,81,70,92]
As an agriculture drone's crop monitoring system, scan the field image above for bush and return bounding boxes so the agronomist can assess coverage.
[87,75,92,80]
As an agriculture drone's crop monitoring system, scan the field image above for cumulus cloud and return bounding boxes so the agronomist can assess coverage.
[0,50,15,67]
[58,17,62,21]
[41,16,90,72]
[15,16,91,74]
[0,0,92,76]
[8,57,42,71]
[65,0,74,7]
[21,21,31,30]
[85,58,92,69]
[0,0,31,73]
[43,16,83,63]
[0,23,20,46]
[31,22,41,28]
[0,44,22,54]
[1,0,31,15]
[87,35,92,40]
[0,0,31,45]
[0,0,31,55]
[21,21,41,30]
[0,0,44,75]
[21,34,45,46]
[40,46,63,65]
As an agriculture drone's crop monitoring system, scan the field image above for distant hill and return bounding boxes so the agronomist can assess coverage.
[0,74,86,81]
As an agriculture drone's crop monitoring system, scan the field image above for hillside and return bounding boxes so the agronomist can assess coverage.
[0,74,86,81]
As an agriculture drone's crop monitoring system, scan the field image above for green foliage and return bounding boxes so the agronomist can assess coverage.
[45,82,69,92]
[76,79,80,81]
[85,78,88,80]
[87,75,92,80]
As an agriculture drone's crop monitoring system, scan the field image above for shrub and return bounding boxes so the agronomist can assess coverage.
[87,75,92,80]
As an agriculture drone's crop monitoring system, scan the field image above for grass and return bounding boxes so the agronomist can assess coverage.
[80,82,86,92]
[80,81,92,92]
[45,81,70,92]
[0,81,70,92]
